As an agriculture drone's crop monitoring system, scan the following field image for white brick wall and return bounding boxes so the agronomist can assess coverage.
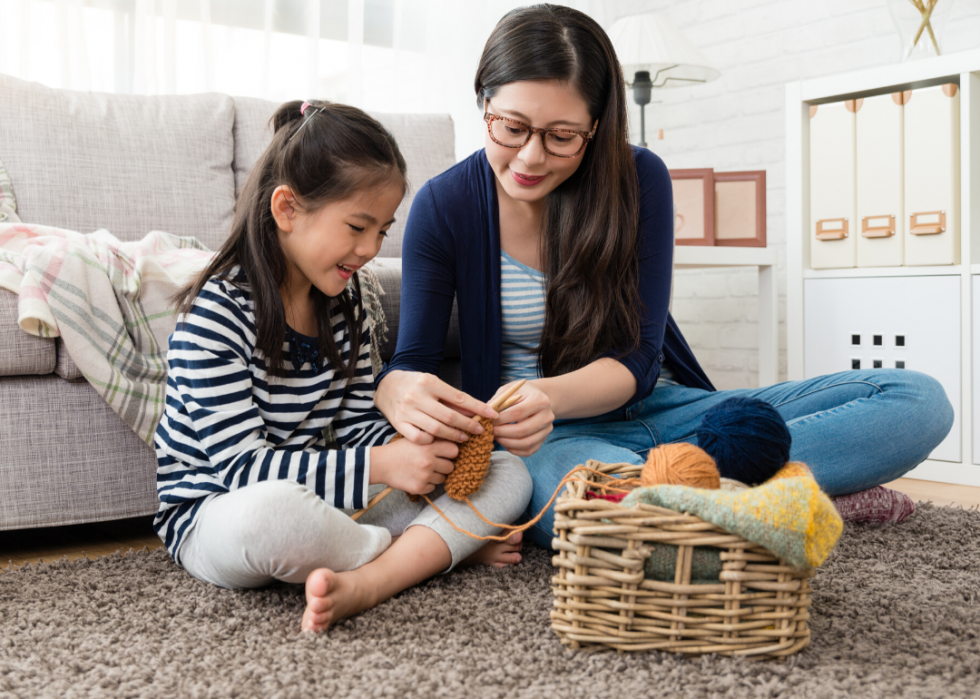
[601,0,980,390]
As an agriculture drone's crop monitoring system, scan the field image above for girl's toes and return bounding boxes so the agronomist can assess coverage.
[306,595,333,615]
[497,551,522,567]
[303,568,338,632]
[302,607,334,633]
[305,568,335,602]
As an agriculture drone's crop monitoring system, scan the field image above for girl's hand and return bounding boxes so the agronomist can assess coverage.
[375,370,498,445]
[490,381,555,457]
[370,438,459,495]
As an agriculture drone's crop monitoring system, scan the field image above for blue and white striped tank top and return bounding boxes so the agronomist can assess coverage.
[500,250,546,384]
[498,250,679,387]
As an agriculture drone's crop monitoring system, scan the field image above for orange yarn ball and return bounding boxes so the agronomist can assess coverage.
[642,443,721,490]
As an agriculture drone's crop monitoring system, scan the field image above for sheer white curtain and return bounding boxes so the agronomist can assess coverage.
[0,0,608,159]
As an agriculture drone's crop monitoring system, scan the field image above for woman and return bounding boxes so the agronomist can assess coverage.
[375,4,953,548]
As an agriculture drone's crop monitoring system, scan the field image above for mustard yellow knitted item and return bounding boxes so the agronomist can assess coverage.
[622,462,843,569]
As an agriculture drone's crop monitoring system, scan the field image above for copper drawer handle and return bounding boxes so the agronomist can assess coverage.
[861,215,895,238]
[909,211,946,235]
[815,218,848,240]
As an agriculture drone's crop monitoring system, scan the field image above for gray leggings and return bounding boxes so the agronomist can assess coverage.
[177,451,533,589]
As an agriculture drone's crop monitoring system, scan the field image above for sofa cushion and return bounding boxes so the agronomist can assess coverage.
[54,338,85,382]
[0,292,56,376]
[0,74,236,251]
[232,97,278,198]
[370,258,459,362]
[231,97,456,258]
[0,154,17,214]
[0,375,158,529]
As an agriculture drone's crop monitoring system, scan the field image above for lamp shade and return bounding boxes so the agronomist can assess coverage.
[609,13,720,87]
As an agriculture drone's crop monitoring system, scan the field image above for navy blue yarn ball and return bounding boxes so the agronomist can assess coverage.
[695,396,791,486]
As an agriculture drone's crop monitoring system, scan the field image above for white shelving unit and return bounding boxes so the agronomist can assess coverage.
[675,246,778,388]
[786,49,980,486]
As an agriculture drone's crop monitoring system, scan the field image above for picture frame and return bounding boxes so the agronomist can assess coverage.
[669,168,715,246]
[714,170,767,247]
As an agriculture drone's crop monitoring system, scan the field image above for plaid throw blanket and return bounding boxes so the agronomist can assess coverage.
[0,224,213,445]
[0,223,391,447]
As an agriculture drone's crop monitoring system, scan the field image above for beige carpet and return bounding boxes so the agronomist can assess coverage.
[2,503,979,699]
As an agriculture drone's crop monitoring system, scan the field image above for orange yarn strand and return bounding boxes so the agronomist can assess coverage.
[354,385,720,541]
[417,452,721,543]
[419,464,601,542]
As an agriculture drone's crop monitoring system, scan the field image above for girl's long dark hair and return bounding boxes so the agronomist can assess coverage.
[475,4,642,378]
[174,100,407,378]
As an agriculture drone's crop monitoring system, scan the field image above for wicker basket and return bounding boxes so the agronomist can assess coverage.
[550,461,812,658]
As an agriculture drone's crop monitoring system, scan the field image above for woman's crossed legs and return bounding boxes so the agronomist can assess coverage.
[521,369,953,548]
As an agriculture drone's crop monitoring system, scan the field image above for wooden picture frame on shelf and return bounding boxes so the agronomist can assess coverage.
[669,168,715,246]
[714,170,767,247]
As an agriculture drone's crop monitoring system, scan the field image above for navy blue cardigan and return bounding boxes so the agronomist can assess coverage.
[379,146,715,408]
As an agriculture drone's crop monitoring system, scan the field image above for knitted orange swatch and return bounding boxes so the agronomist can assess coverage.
[444,415,496,500]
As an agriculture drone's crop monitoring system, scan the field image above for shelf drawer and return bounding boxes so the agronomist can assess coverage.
[803,276,960,462]
[856,93,904,268]
[904,84,960,266]
[809,101,857,269]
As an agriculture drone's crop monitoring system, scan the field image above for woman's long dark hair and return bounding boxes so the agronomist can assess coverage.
[174,100,407,378]
[475,4,641,378]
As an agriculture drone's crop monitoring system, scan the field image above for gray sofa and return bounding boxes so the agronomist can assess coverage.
[0,73,460,531]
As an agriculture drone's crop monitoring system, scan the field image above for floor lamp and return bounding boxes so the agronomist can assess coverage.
[609,13,720,148]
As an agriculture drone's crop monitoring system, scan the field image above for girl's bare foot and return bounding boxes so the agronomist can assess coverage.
[462,531,524,569]
[300,527,452,633]
[301,568,374,633]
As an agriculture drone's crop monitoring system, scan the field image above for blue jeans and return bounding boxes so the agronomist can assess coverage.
[521,369,953,548]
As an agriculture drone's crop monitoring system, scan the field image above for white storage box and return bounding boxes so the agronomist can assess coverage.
[856,93,905,268]
[904,84,960,266]
[973,277,980,465]
[810,101,857,269]
[803,275,960,462]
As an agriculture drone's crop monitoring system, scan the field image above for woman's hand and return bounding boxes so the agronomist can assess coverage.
[375,370,498,445]
[370,438,459,495]
[489,380,555,457]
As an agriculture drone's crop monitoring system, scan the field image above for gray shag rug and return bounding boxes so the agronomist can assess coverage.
[2,503,979,699]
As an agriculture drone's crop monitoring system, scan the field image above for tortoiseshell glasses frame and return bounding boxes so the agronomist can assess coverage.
[483,99,598,158]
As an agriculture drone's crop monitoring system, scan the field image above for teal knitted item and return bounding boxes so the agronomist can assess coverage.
[644,543,723,583]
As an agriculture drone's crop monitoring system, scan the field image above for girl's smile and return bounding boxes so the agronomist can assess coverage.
[336,262,361,281]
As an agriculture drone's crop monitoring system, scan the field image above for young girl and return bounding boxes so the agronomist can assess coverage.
[374,4,953,545]
[154,99,532,633]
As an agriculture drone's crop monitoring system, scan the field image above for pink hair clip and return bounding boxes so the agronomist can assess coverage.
[290,101,320,142]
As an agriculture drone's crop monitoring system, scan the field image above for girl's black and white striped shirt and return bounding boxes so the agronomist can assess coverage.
[153,273,396,563]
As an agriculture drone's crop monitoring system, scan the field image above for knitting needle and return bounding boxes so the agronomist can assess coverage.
[488,379,526,413]
[498,393,524,412]
[351,485,392,521]
[351,380,528,522]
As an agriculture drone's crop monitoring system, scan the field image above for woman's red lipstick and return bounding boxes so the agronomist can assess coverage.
[511,169,545,186]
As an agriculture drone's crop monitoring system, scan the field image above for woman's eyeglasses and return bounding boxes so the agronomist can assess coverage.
[483,99,597,158]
